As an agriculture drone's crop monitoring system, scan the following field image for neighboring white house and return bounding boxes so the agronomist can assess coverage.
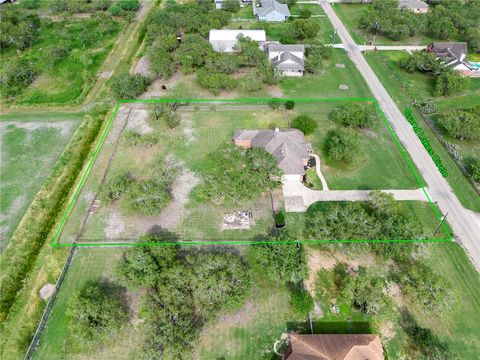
[265,43,305,77]
[209,29,266,52]
[399,0,429,13]
[214,0,224,9]
[254,0,290,22]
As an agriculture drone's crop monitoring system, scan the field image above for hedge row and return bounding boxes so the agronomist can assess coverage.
[0,108,106,323]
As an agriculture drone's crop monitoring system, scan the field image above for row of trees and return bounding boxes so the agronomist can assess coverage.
[360,0,480,52]
[438,106,480,141]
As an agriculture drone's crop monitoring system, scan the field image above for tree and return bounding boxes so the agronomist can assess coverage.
[470,157,480,183]
[222,0,240,12]
[438,109,480,140]
[204,53,240,74]
[286,19,320,39]
[325,128,360,163]
[196,70,238,95]
[467,28,480,53]
[21,0,40,9]
[236,35,268,67]
[240,72,263,92]
[0,7,40,51]
[148,48,175,78]
[110,71,150,99]
[435,68,468,97]
[117,0,140,11]
[175,34,214,71]
[299,9,312,19]
[0,58,37,99]
[291,114,317,135]
[285,100,295,110]
[67,280,128,346]
[329,104,376,128]
[305,46,329,74]
[268,98,282,111]
[427,5,456,40]
[399,51,441,73]
[249,235,307,283]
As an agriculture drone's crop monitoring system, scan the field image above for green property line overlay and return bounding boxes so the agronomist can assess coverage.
[50,97,452,247]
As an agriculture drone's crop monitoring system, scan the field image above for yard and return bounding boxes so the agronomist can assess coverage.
[0,112,83,248]
[364,51,480,211]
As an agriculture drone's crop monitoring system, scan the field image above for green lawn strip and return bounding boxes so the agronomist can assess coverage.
[415,243,480,358]
[0,112,83,248]
[305,167,323,190]
[332,3,444,46]
[433,92,480,113]
[196,254,303,360]
[290,4,325,16]
[364,51,480,211]
[233,5,256,19]
[281,49,372,98]
[286,201,449,241]
[34,248,144,359]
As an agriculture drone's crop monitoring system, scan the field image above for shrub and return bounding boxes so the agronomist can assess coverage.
[117,0,139,11]
[290,285,314,315]
[21,0,40,9]
[435,68,468,97]
[222,0,240,12]
[240,72,263,92]
[285,100,295,110]
[196,70,238,95]
[291,114,317,135]
[0,59,37,99]
[417,100,438,115]
[286,18,320,39]
[107,4,123,15]
[470,157,480,183]
[299,9,312,19]
[325,128,360,163]
[438,109,480,140]
[110,71,150,99]
[329,104,375,128]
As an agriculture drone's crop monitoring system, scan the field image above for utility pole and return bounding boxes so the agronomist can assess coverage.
[433,212,448,236]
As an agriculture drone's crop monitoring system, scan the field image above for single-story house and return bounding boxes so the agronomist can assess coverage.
[265,43,305,76]
[283,334,385,360]
[254,0,290,22]
[233,128,312,182]
[427,42,475,74]
[209,29,266,52]
[398,0,429,13]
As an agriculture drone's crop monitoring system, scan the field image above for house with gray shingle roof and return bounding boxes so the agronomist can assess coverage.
[254,0,290,22]
[233,128,312,181]
[265,43,305,76]
[399,0,429,13]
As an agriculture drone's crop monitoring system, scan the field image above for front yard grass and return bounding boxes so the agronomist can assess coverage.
[0,112,82,248]
[364,51,480,211]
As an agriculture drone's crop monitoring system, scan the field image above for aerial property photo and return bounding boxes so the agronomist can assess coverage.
[0,1,479,360]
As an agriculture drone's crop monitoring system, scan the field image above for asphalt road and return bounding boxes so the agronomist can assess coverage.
[320,0,480,270]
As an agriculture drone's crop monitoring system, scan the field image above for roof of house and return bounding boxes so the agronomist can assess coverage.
[431,42,468,59]
[209,29,266,42]
[265,43,305,53]
[256,0,291,18]
[399,0,429,9]
[233,128,311,174]
[271,52,305,71]
[286,334,384,360]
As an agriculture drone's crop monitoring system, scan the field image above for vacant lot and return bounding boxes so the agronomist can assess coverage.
[365,51,480,211]
[0,112,82,248]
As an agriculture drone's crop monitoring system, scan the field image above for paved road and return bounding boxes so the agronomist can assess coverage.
[320,0,480,270]
[332,44,427,52]
[283,181,428,212]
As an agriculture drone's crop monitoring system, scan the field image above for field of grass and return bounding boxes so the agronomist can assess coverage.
[280,49,372,98]
[1,17,123,106]
[34,247,145,359]
[365,51,480,211]
[0,112,83,248]
[333,3,444,46]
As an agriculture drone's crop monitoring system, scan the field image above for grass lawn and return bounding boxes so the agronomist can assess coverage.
[290,3,325,16]
[34,247,145,359]
[280,49,372,98]
[196,253,304,360]
[332,3,445,46]
[0,112,82,249]
[1,17,123,106]
[364,51,480,211]
[58,100,424,245]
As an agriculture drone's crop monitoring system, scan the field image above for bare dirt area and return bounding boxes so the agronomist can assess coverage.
[39,283,56,300]
[133,56,150,76]
[125,109,153,135]
[105,210,126,239]
[180,112,196,144]
[1,120,76,139]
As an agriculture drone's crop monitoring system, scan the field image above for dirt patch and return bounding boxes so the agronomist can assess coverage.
[39,283,56,300]
[335,63,346,68]
[1,120,76,139]
[267,85,284,97]
[99,70,113,79]
[387,283,404,307]
[133,56,150,76]
[339,84,349,90]
[380,321,396,341]
[141,72,185,98]
[105,210,126,239]
[126,109,153,135]
[359,127,378,138]
[181,112,196,144]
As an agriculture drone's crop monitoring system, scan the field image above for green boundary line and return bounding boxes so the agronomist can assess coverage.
[50,97,452,247]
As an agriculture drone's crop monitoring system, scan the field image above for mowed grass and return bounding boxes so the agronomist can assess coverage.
[333,3,444,46]
[290,102,419,190]
[196,253,304,360]
[417,243,480,358]
[365,51,480,211]
[280,49,372,98]
[34,247,145,359]
[0,112,82,248]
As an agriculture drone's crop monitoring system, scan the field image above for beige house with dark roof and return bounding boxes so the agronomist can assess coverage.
[233,128,312,181]
[284,334,384,360]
